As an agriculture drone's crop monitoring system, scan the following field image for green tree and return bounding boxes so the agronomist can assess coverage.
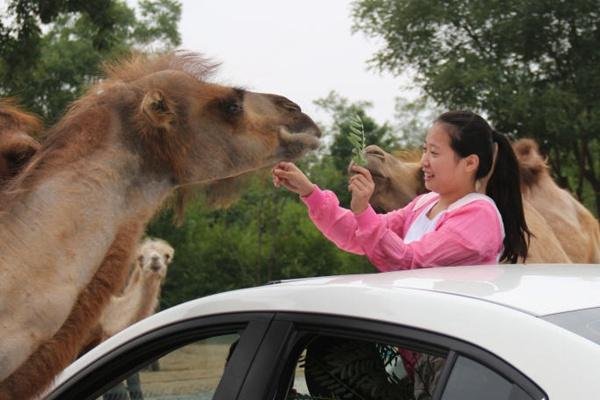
[353,0,600,215]
[394,94,443,147]
[0,0,181,122]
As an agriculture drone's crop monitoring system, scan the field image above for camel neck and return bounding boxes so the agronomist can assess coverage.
[101,272,163,337]
[0,151,172,294]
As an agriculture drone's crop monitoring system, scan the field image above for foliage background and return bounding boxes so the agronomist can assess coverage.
[1,0,598,308]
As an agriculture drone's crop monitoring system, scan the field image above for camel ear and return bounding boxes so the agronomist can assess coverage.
[0,137,40,180]
[141,90,175,129]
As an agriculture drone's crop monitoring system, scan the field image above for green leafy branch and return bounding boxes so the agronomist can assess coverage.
[347,114,367,166]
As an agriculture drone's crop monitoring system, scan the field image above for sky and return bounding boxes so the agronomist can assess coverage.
[177,0,415,126]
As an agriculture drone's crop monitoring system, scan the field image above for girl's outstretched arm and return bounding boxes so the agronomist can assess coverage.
[272,162,315,196]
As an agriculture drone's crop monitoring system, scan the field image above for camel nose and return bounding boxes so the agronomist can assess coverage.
[365,145,386,160]
[151,254,160,263]
[150,263,161,272]
[274,95,302,113]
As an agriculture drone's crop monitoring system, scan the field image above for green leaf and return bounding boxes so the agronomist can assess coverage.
[345,114,367,166]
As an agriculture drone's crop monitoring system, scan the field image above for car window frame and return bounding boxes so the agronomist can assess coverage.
[435,352,537,400]
[46,312,275,400]
[248,312,546,400]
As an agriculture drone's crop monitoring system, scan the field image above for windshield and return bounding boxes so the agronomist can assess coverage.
[543,307,600,346]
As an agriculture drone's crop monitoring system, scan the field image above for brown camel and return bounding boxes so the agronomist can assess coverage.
[0,51,320,399]
[0,100,41,187]
[363,144,573,263]
[513,139,600,263]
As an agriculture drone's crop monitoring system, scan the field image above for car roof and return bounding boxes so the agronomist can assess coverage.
[81,263,600,346]
[274,263,600,316]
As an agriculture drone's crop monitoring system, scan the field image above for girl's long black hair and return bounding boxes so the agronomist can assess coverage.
[435,111,530,263]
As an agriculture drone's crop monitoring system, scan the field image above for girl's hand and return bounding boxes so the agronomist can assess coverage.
[348,165,374,214]
[272,162,315,197]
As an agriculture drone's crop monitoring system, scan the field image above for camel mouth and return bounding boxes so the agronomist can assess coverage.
[150,263,163,272]
[277,126,321,160]
[368,169,387,180]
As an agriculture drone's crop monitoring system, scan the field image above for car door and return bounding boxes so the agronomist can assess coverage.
[46,312,275,400]
[237,313,547,400]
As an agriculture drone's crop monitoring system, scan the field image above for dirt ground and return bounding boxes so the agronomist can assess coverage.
[136,336,236,397]
[106,334,310,399]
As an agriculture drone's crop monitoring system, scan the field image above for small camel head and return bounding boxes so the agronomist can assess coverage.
[512,138,548,188]
[0,100,41,184]
[136,237,174,279]
[363,144,425,212]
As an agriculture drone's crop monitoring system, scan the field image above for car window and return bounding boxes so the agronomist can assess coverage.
[98,333,239,400]
[281,335,447,400]
[543,307,600,346]
[441,356,534,400]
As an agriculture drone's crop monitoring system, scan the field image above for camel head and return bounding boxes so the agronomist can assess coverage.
[136,238,174,280]
[363,145,425,211]
[101,52,321,188]
[512,138,548,188]
[0,100,41,184]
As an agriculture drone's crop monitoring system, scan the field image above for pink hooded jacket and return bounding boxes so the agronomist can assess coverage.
[301,187,504,271]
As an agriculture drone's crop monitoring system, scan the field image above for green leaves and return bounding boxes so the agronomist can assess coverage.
[348,114,367,166]
[352,0,600,216]
[0,0,182,122]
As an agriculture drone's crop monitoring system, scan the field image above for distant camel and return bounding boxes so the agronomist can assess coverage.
[0,51,320,399]
[513,139,600,263]
[80,237,175,356]
[0,99,41,187]
[363,144,574,263]
[103,238,174,339]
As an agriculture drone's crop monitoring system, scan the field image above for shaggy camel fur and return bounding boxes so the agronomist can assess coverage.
[363,144,572,263]
[513,139,600,263]
[0,51,320,399]
[0,100,41,187]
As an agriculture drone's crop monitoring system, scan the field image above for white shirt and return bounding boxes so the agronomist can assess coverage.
[404,192,505,248]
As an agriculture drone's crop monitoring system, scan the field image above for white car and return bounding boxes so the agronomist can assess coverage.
[45,264,600,400]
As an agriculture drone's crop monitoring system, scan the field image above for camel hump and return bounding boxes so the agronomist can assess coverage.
[512,138,548,187]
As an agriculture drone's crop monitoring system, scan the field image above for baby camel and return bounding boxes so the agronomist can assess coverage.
[101,237,174,339]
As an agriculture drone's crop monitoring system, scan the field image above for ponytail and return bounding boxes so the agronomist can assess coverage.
[487,130,530,263]
[435,111,530,263]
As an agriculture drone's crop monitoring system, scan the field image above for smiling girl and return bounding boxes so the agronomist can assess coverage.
[272,111,530,270]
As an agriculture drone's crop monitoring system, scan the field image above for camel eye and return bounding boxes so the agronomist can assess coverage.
[214,89,245,122]
[224,101,242,116]
[164,253,170,261]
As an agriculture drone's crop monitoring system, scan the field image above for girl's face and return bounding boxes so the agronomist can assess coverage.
[421,123,478,196]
